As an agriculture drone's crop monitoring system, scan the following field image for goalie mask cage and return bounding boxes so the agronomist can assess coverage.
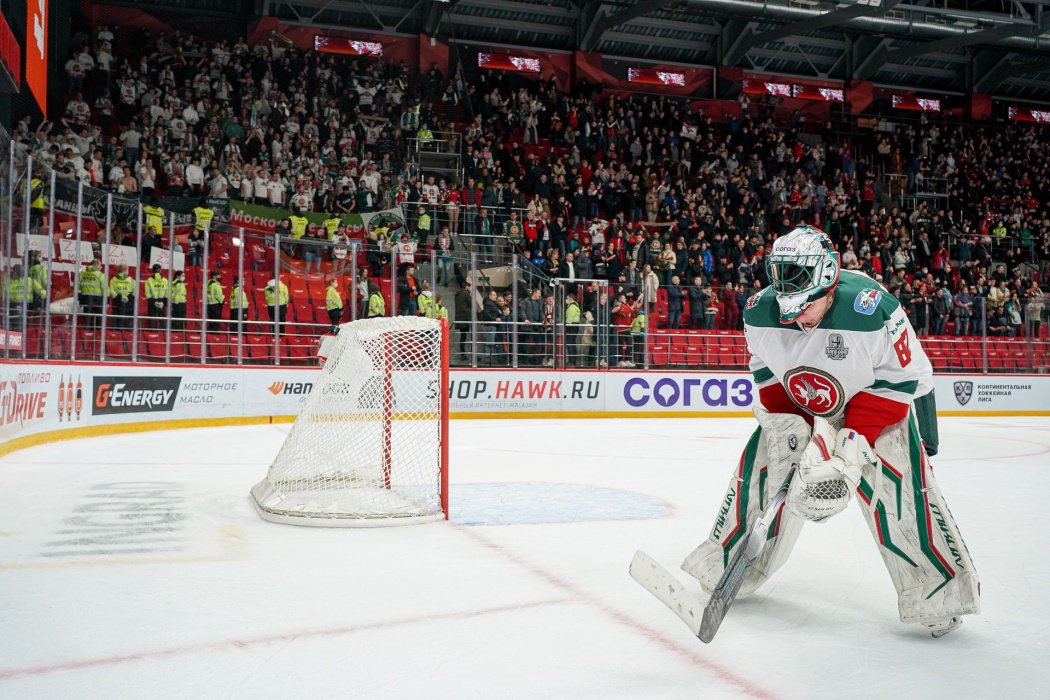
[250,316,450,527]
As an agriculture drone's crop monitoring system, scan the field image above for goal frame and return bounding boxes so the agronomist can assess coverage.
[250,317,450,527]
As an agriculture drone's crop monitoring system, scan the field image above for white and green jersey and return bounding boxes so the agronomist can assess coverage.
[744,270,932,431]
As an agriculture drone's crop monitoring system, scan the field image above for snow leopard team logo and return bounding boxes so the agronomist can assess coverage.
[745,291,763,310]
[854,288,882,315]
[825,333,849,360]
[784,367,845,417]
[954,381,973,406]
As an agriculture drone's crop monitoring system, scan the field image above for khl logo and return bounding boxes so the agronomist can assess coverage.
[954,381,973,406]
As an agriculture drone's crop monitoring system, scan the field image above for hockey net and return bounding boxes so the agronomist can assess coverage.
[250,316,449,526]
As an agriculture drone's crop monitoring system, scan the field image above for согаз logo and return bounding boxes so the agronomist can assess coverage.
[93,377,181,415]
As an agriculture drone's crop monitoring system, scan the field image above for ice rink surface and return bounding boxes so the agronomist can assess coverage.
[1,416,1048,699]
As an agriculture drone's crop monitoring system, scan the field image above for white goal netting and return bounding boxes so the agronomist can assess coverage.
[250,316,448,526]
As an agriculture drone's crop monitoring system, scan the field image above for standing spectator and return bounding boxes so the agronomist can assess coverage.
[687,276,706,329]
[519,287,544,365]
[931,287,949,336]
[721,282,739,331]
[435,227,454,285]
[666,275,683,330]
[953,285,973,337]
[913,285,931,336]
[397,265,419,316]
[480,289,502,363]
[454,281,473,357]
[565,292,581,366]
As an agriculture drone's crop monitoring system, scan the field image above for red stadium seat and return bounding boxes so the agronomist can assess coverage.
[245,334,272,363]
[205,333,230,363]
[669,335,689,366]
[169,332,188,362]
[105,330,130,359]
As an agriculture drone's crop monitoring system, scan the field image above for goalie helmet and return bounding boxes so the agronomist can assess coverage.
[765,225,840,323]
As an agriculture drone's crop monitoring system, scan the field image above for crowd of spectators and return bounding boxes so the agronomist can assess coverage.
[7,17,1050,358]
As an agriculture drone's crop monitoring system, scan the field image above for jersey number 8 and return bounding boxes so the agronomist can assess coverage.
[893,332,912,367]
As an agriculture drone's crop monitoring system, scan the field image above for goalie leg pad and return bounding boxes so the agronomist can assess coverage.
[682,417,808,598]
[859,411,980,625]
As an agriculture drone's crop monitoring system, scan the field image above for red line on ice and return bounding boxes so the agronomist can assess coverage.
[0,598,566,681]
[454,524,779,700]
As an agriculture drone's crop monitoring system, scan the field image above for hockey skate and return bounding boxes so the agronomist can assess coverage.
[925,616,962,638]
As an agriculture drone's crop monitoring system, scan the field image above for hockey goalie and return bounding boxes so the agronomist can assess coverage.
[682,226,980,637]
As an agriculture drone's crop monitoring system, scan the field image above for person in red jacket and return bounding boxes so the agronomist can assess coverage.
[721,283,740,330]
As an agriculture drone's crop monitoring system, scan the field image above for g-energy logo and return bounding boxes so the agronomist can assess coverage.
[93,377,181,415]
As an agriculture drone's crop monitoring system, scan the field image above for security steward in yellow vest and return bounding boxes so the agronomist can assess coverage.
[286,213,309,258]
[423,291,448,320]
[144,201,165,235]
[108,264,135,330]
[418,124,434,149]
[289,214,308,239]
[325,277,344,330]
[323,215,342,241]
[28,177,46,230]
[630,306,647,365]
[171,270,188,330]
[229,276,249,325]
[565,293,582,366]
[264,278,290,332]
[415,205,432,244]
[144,264,170,327]
[193,202,215,235]
[367,282,385,318]
[28,251,48,298]
[7,264,45,318]
[206,270,225,331]
[77,258,106,329]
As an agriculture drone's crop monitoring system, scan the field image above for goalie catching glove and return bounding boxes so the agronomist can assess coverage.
[787,418,876,523]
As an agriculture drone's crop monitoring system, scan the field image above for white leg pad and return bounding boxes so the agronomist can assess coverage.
[859,412,981,624]
[682,412,810,598]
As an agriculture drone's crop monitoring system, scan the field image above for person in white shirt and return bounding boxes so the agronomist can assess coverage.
[96,43,113,72]
[237,167,252,201]
[254,170,270,205]
[138,160,156,197]
[183,104,199,127]
[360,166,380,194]
[76,47,94,72]
[209,167,229,199]
[422,176,439,205]
[268,174,286,207]
[185,157,206,197]
[170,117,187,140]
[96,25,114,44]
[65,58,86,93]
[65,93,91,125]
[109,160,127,188]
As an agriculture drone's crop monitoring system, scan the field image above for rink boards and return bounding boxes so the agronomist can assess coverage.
[0,362,1048,455]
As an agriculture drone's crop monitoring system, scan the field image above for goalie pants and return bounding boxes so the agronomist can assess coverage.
[683,410,980,624]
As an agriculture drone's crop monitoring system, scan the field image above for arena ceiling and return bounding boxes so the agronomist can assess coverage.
[108,0,1050,100]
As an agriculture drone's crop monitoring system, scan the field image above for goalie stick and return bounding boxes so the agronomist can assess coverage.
[630,469,794,643]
